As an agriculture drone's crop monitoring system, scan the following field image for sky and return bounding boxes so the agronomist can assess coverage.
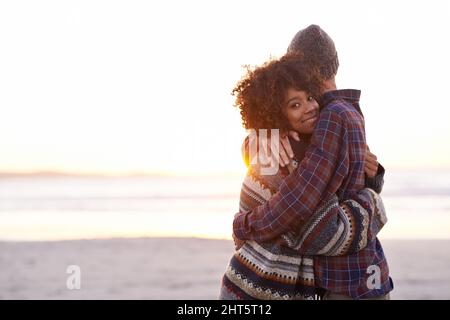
[1,0,450,176]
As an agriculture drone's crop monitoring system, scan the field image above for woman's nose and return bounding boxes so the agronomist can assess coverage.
[306,100,319,113]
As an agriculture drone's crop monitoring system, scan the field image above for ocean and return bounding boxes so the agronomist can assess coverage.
[1,169,450,241]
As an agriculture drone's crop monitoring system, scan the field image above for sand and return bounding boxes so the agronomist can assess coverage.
[0,238,449,299]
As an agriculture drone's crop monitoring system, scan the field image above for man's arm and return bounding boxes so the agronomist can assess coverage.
[285,142,386,255]
[234,108,349,242]
[234,158,386,255]
[235,133,386,255]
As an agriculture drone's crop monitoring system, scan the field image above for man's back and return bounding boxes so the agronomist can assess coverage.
[316,89,366,202]
[312,90,393,299]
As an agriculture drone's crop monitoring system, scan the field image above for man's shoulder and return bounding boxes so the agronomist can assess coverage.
[320,100,363,124]
[322,99,356,115]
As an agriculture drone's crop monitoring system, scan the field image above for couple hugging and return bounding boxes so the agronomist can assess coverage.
[219,25,394,300]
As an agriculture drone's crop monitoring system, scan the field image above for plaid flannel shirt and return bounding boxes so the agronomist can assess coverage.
[233,89,393,298]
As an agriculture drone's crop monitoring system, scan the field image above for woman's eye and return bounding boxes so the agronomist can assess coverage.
[292,103,301,109]
[307,96,314,101]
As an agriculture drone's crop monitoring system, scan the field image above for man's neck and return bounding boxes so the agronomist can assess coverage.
[321,77,337,94]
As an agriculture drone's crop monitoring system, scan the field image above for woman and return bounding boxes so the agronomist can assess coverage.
[219,54,387,300]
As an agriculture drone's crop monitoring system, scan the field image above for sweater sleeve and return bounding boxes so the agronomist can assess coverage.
[274,158,386,256]
[279,188,387,256]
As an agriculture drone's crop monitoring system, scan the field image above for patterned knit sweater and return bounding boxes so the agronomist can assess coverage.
[219,136,387,300]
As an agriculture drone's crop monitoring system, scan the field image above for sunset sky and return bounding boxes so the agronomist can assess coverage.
[1,0,449,176]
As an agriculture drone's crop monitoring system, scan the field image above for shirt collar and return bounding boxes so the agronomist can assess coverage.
[320,89,361,106]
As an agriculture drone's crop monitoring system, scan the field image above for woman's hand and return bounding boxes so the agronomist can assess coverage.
[365,146,379,178]
[277,130,300,167]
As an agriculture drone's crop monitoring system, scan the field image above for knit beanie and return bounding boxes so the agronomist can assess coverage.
[287,24,339,79]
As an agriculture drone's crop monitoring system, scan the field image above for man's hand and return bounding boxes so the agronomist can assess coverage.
[232,231,245,251]
[365,146,379,178]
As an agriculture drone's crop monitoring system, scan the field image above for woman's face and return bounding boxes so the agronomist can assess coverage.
[283,87,319,134]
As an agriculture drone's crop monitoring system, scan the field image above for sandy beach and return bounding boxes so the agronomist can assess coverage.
[0,238,449,300]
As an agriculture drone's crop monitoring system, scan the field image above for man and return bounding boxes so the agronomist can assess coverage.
[233,25,393,299]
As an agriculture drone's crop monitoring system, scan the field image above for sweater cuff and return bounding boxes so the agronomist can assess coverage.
[365,164,385,194]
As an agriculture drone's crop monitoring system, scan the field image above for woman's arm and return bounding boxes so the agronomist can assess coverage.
[286,162,388,256]
[280,186,387,256]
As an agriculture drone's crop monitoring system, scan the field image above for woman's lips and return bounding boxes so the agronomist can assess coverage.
[303,115,318,123]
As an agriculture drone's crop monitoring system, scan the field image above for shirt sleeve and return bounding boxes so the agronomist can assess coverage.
[233,109,349,242]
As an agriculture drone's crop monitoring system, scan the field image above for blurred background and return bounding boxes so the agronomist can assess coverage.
[1,0,449,299]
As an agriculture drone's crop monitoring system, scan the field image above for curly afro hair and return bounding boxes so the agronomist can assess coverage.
[232,53,322,132]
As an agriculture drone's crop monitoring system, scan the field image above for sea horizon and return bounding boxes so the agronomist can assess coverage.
[1,168,450,242]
